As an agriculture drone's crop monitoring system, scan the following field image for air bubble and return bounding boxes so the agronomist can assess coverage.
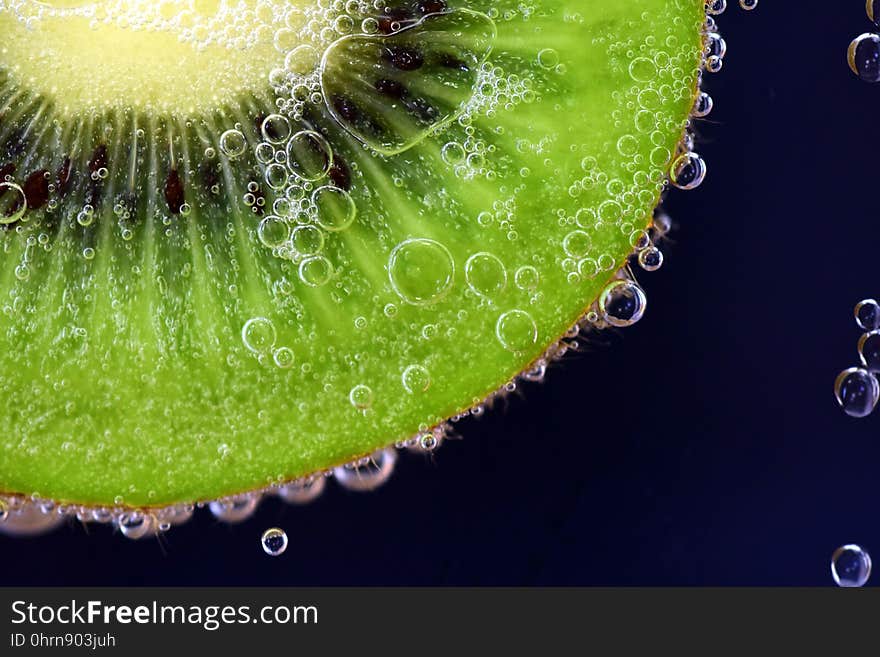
[261,527,289,556]
[242,317,277,354]
[287,131,333,181]
[349,384,374,410]
[599,279,647,327]
[258,215,291,248]
[0,182,27,224]
[291,225,325,255]
[496,309,538,353]
[849,34,880,82]
[514,266,540,291]
[855,299,880,331]
[118,512,153,540]
[465,252,507,298]
[834,367,879,418]
[261,114,292,144]
[313,186,356,231]
[388,238,455,306]
[402,364,431,394]
[537,48,560,69]
[273,347,295,369]
[335,449,397,492]
[638,246,664,272]
[277,477,326,505]
[209,496,260,524]
[219,129,247,159]
[299,255,333,287]
[831,545,871,587]
[669,152,707,190]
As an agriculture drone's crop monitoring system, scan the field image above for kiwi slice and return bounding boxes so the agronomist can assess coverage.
[0,0,706,515]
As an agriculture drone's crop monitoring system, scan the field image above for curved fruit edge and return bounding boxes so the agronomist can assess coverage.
[0,4,728,539]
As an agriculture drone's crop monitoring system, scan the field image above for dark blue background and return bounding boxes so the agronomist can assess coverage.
[2,3,873,585]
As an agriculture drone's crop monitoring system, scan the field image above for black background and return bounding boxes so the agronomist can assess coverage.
[2,3,874,586]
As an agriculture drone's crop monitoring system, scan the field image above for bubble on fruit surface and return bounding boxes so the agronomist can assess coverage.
[291,225,324,256]
[261,527,288,557]
[209,495,260,524]
[349,384,374,410]
[299,255,333,287]
[118,512,153,540]
[402,364,431,394]
[258,215,291,248]
[334,449,397,492]
[834,367,879,418]
[0,182,26,224]
[855,299,880,331]
[261,114,292,144]
[831,545,872,587]
[496,309,538,353]
[277,476,325,505]
[465,252,507,299]
[242,317,277,355]
[287,131,333,182]
[388,238,455,306]
[600,279,647,328]
[313,186,356,232]
[669,152,707,190]
[273,346,295,369]
[219,129,247,160]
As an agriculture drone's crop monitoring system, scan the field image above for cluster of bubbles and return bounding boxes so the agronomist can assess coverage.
[849,2,880,82]
[4,0,302,51]
[834,299,880,418]
[831,544,872,587]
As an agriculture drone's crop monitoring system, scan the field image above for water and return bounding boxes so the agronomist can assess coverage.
[831,545,872,587]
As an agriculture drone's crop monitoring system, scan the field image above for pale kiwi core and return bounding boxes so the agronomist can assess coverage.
[1,1,293,115]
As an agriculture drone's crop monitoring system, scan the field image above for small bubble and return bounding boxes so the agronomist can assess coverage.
[638,246,664,272]
[349,384,374,410]
[537,48,559,69]
[850,34,880,82]
[514,266,540,291]
[739,0,758,9]
[261,527,289,556]
[669,152,707,190]
[855,299,880,331]
[242,317,276,354]
[831,544,871,587]
[273,347,295,369]
[388,238,455,306]
[287,131,333,181]
[258,215,291,248]
[0,182,27,224]
[219,129,247,159]
[313,186,356,232]
[834,367,879,418]
[496,309,538,353]
[402,364,431,394]
[465,252,507,298]
[599,279,647,327]
[299,255,333,287]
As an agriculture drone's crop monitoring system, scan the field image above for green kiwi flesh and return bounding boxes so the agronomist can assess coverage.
[0,0,706,508]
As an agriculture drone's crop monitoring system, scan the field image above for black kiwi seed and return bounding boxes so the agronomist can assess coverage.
[164,168,185,215]
[22,169,49,211]
[384,45,424,71]
[374,78,408,99]
[416,0,448,14]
